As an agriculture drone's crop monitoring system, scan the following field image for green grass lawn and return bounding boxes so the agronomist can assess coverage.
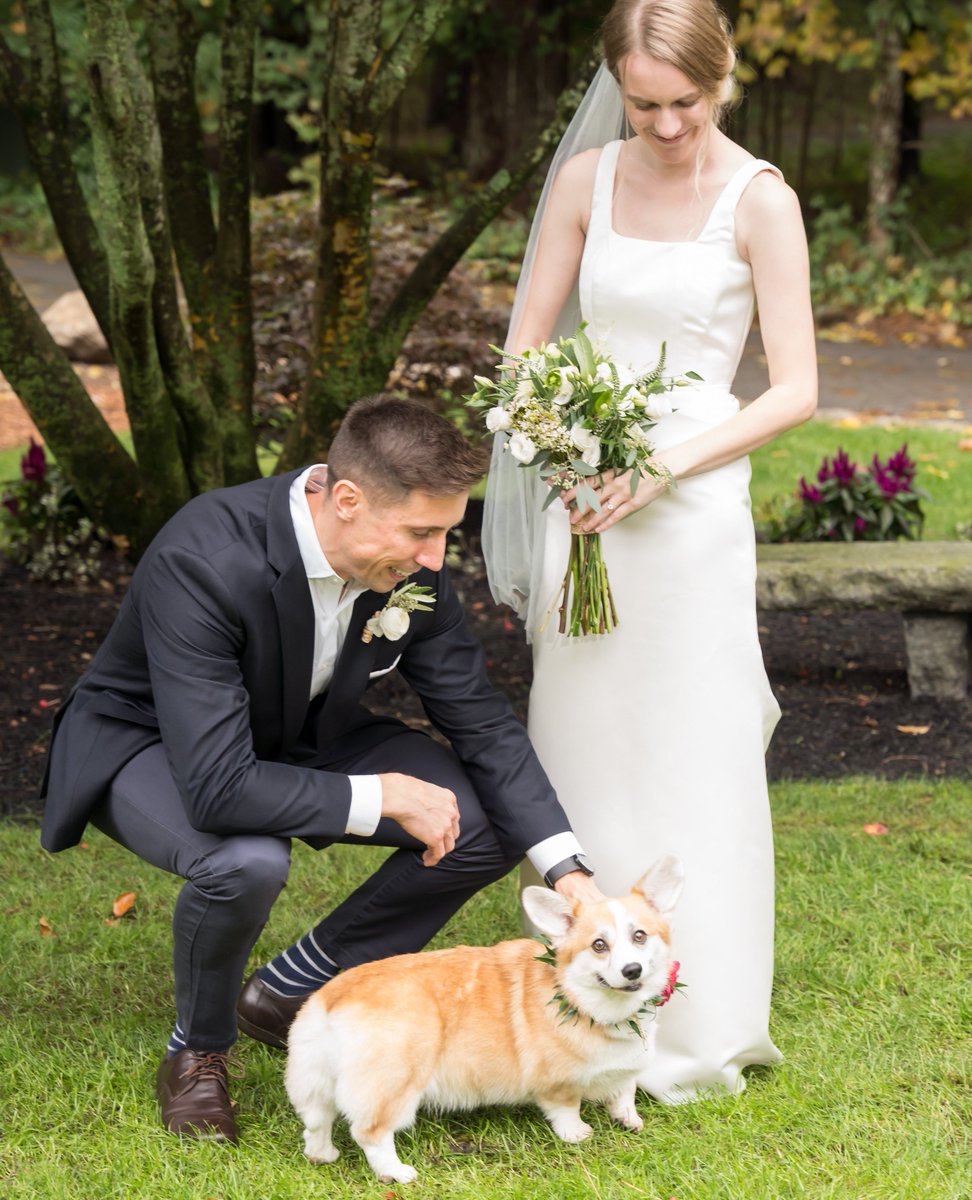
[2,778,969,1199]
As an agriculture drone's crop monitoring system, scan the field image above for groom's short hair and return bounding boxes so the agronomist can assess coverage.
[327,395,488,503]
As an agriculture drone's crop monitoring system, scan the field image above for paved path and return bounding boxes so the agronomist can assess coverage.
[4,250,971,426]
[733,330,971,425]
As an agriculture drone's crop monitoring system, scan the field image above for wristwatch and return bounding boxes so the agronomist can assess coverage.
[543,853,595,888]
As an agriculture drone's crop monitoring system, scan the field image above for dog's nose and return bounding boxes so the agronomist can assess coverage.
[621,962,642,981]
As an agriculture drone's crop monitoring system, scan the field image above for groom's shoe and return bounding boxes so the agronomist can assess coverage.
[237,973,310,1050]
[156,1049,238,1143]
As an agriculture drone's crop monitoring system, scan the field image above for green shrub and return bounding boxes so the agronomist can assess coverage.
[760,444,928,543]
[1,440,110,584]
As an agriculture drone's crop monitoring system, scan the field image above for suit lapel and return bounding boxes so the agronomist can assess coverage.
[267,470,316,752]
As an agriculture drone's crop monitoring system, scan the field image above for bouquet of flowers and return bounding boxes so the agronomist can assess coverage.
[468,325,700,637]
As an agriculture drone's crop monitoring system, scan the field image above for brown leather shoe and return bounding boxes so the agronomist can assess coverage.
[155,1049,238,1143]
[236,972,311,1050]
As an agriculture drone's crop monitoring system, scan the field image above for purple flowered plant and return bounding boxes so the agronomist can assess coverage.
[2,440,109,582]
[766,444,927,544]
[20,438,47,485]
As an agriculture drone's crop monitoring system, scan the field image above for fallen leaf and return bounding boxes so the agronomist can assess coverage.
[896,724,931,735]
[959,439,972,452]
[863,823,889,836]
[39,916,56,937]
[112,890,137,918]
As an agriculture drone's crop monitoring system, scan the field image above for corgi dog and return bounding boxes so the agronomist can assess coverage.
[284,855,684,1184]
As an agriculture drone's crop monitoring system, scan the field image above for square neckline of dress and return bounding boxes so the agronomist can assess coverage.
[606,139,754,247]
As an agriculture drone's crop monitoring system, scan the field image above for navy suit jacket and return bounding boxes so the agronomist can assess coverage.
[40,470,569,857]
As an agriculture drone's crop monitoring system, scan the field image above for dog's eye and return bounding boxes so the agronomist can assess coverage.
[591,938,608,954]
[632,930,647,944]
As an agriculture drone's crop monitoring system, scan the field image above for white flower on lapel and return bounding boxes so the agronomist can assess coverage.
[361,582,436,644]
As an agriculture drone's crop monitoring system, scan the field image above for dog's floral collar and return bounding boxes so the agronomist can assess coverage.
[533,937,685,1037]
[361,582,436,643]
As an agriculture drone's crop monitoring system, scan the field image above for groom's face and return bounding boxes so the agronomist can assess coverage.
[334,486,468,593]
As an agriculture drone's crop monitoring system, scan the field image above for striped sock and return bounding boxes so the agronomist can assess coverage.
[257,930,340,998]
[166,1021,187,1057]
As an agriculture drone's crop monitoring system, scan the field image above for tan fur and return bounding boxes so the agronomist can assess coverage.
[285,855,683,1185]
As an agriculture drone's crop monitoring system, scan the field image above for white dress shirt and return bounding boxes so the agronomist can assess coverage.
[289,467,585,880]
[290,466,380,836]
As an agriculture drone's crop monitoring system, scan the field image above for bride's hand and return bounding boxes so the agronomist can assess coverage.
[564,467,670,534]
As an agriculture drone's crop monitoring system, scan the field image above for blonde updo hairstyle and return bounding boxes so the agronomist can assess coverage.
[601,0,738,127]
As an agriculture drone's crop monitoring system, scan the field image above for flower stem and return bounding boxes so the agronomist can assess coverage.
[557,532,618,637]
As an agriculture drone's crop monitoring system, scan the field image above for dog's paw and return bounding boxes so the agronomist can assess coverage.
[303,1130,340,1164]
[554,1118,594,1143]
[378,1164,418,1185]
[612,1108,644,1132]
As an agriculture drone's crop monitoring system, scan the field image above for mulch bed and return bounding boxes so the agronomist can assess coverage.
[3,548,971,820]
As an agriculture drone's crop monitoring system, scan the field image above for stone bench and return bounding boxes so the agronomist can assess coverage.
[755,542,972,701]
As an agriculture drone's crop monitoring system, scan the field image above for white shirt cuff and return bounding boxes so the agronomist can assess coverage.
[346,775,382,836]
[525,831,586,880]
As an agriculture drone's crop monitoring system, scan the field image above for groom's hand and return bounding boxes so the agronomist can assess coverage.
[378,772,461,866]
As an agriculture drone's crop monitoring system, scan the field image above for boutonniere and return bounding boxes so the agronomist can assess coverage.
[361,582,436,643]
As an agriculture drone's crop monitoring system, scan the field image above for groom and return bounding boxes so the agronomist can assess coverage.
[40,395,596,1144]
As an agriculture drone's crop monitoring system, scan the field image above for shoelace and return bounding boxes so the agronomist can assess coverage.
[179,1052,231,1089]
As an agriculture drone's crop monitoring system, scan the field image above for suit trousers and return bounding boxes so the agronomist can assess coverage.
[90,718,519,1052]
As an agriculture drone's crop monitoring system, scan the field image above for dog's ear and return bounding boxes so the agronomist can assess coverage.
[522,886,575,943]
[632,854,684,916]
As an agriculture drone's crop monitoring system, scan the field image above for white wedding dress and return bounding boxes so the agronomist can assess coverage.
[526,140,784,1103]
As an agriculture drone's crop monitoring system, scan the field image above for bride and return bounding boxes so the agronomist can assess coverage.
[482,0,817,1103]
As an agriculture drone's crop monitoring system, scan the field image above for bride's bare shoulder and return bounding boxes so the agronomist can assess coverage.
[554,146,607,190]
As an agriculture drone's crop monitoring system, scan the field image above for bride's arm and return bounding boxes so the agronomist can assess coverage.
[576,170,818,533]
[507,150,599,353]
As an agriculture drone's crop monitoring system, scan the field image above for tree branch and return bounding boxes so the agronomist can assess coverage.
[375,53,600,364]
[368,0,453,119]
[0,3,114,346]
[145,0,217,313]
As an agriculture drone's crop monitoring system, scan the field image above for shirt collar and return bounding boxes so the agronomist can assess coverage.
[289,465,345,584]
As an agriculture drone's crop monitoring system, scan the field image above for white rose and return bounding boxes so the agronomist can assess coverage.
[509,432,538,463]
[551,368,576,406]
[595,362,613,382]
[379,606,410,640]
[569,423,601,468]
[485,406,513,432]
[644,391,675,419]
[514,378,534,402]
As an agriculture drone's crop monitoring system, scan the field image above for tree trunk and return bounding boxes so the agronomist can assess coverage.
[281,0,455,468]
[867,16,904,255]
[147,0,260,486]
[0,252,145,548]
[85,0,193,531]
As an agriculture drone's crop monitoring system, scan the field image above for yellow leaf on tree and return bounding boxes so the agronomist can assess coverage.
[112,891,137,918]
